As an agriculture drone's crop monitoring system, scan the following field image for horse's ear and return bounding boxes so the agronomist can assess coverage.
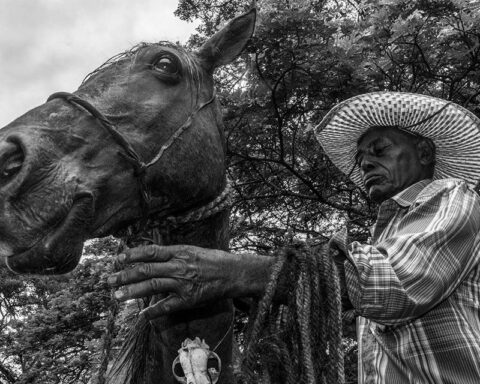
[197,8,256,72]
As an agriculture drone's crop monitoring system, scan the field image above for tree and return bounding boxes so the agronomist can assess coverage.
[0,238,119,384]
[174,0,480,248]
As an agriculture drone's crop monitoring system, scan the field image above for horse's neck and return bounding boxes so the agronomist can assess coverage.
[124,210,229,250]
[164,210,229,249]
[118,209,232,384]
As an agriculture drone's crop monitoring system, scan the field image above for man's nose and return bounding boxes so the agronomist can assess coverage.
[359,155,375,174]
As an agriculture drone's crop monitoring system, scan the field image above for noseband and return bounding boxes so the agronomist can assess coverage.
[46,91,219,217]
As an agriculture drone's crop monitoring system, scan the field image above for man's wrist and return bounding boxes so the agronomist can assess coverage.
[226,253,276,298]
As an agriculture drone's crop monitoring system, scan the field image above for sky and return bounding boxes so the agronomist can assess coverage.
[0,0,198,127]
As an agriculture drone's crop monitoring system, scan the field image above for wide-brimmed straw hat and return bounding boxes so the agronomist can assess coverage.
[315,91,480,188]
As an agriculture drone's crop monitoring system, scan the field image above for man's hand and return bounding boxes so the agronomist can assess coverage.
[328,227,349,257]
[107,245,274,319]
[328,228,356,317]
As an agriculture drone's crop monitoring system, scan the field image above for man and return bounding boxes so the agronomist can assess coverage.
[108,92,480,383]
[318,92,480,383]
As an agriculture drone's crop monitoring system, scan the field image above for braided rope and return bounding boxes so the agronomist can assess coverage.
[240,243,344,384]
[166,180,232,225]
[137,179,233,234]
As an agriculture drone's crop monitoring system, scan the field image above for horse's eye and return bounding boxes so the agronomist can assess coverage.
[153,56,179,75]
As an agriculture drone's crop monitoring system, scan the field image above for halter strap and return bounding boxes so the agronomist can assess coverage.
[47,91,217,214]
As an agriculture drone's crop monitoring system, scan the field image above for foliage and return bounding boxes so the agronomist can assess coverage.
[0,238,119,384]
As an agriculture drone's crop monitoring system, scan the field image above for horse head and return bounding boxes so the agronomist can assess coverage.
[1,9,255,275]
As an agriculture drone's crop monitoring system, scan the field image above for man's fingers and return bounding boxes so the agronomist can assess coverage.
[114,278,178,301]
[108,261,187,286]
[118,244,177,264]
[140,295,191,319]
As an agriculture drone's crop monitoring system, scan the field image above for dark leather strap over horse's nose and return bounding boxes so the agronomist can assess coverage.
[47,91,216,214]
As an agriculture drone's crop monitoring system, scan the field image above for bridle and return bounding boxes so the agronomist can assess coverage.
[46,91,228,222]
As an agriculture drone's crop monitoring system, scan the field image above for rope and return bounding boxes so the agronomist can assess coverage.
[158,179,232,227]
[239,243,345,384]
[47,92,143,171]
[46,91,217,215]
[117,179,233,246]
[143,91,217,168]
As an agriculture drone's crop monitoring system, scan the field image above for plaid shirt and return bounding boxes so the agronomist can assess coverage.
[341,178,480,384]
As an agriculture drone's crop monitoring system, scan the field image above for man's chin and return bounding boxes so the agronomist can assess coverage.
[367,184,393,203]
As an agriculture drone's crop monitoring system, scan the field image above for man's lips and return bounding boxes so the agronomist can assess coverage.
[364,174,384,189]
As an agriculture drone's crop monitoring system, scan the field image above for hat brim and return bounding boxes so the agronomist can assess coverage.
[315,92,480,189]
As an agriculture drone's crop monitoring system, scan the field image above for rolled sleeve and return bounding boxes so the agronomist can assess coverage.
[344,181,480,325]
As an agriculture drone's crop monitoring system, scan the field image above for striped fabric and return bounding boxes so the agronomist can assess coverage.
[341,178,480,384]
[314,92,480,189]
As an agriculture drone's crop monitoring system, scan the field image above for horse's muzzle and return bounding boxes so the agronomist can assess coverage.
[6,193,94,274]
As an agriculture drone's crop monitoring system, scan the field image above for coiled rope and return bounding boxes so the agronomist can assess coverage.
[239,243,345,384]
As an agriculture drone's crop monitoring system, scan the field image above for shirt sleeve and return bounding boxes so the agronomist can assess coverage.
[344,181,480,326]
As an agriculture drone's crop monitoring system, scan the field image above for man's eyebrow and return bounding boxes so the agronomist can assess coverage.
[355,137,387,163]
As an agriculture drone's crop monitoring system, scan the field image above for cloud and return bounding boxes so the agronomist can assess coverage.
[0,0,198,126]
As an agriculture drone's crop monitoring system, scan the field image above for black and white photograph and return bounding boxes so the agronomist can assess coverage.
[1,1,480,383]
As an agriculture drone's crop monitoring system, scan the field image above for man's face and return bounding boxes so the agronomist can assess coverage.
[356,127,429,203]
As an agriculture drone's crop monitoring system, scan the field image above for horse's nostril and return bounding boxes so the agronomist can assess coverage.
[0,141,24,183]
[1,153,23,179]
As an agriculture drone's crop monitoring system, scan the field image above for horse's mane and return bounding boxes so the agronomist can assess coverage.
[81,43,145,84]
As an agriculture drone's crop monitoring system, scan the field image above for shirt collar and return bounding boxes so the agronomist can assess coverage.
[390,179,432,208]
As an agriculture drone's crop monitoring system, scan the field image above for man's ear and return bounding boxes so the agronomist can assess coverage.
[196,8,256,73]
[417,138,436,166]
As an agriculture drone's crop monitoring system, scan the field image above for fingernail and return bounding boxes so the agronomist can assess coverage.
[114,290,124,300]
[107,275,117,285]
[117,253,126,263]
